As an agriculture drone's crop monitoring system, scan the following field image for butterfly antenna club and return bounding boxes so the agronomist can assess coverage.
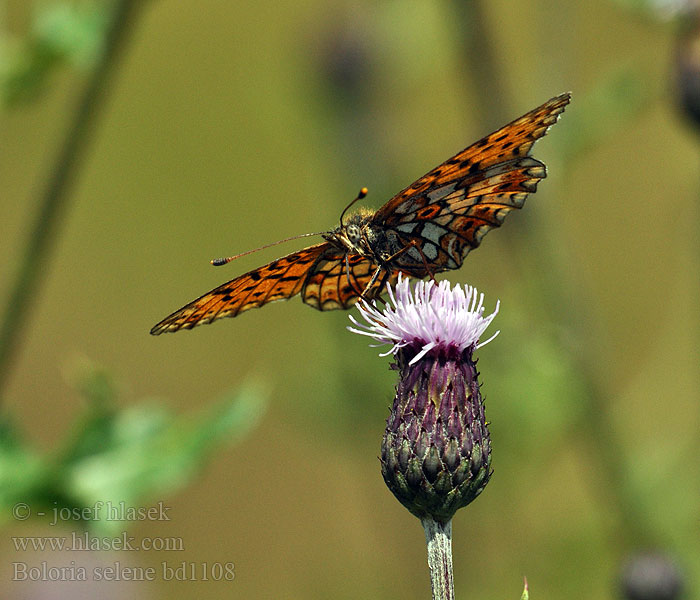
[339,187,368,226]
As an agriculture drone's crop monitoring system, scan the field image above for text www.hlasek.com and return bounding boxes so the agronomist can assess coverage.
[12,531,183,552]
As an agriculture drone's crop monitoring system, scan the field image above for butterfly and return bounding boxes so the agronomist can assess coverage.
[150,92,570,335]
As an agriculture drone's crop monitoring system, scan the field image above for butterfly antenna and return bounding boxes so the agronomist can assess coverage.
[211,231,325,266]
[339,187,368,227]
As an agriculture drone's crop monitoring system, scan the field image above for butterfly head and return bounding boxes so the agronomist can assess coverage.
[345,222,362,244]
[324,209,375,255]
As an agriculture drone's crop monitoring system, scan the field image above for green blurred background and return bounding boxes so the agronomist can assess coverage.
[1,0,698,598]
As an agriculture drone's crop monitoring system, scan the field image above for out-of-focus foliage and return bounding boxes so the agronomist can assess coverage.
[0,363,267,534]
[1,2,107,106]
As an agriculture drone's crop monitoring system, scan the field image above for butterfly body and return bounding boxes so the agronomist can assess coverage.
[151,93,570,335]
[322,210,375,260]
[323,210,415,275]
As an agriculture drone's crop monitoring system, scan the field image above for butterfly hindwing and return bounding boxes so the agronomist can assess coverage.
[302,250,395,310]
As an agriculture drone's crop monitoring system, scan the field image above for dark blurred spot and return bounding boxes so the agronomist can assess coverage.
[318,20,371,103]
[675,11,700,129]
[620,551,684,600]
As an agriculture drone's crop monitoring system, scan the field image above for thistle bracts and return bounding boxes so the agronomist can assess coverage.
[382,345,491,523]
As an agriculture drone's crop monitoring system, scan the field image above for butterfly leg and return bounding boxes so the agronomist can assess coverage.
[343,255,385,302]
[384,240,437,282]
[344,253,366,297]
[360,265,385,299]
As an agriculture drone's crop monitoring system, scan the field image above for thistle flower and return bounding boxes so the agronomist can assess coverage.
[349,275,500,600]
[350,274,499,521]
[621,552,685,600]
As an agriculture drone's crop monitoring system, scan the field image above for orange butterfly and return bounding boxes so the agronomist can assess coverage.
[150,93,570,335]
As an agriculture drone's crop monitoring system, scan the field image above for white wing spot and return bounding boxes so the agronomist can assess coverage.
[422,242,438,260]
[395,198,419,214]
[441,189,465,202]
[420,222,446,245]
[427,182,458,201]
[397,222,418,234]
[408,246,422,262]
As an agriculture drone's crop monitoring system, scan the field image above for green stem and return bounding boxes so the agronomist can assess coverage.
[449,0,511,130]
[452,0,658,557]
[0,0,144,400]
[422,517,454,600]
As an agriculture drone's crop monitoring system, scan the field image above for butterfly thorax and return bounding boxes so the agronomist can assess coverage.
[324,210,403,267]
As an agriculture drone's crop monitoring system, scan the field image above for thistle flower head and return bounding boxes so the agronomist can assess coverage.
[348,274,499,365]
[349,276,500,523]
[621,552,685,600]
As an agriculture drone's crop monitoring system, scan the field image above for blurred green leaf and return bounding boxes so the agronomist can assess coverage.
[556,67,651,162]
[34,2,108,68]
[0,417,47,510]
[0,366,267,532]
[54,363,121,465]
[487,320,588,448]
[71,359,118,407]
[1,2,109,107]
[63,381,267,531]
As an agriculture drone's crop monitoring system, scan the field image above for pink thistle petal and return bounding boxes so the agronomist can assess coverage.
[347,275,499,362]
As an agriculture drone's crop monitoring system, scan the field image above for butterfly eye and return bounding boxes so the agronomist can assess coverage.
[346,224,362,243]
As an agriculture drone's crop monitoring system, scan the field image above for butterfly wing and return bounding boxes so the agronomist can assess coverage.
[302,250,399,310]
[373,93,570,272]
[151,94,569,333]
[150,243,330,334]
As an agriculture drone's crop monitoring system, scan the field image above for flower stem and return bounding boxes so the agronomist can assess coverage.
[0,0,144,400]
[422,517,454,600]
[448,0,511,130]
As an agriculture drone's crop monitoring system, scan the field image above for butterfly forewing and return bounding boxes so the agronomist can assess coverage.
[373,93,570,271]
[151,93,570,333]
[150,243,330,334]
